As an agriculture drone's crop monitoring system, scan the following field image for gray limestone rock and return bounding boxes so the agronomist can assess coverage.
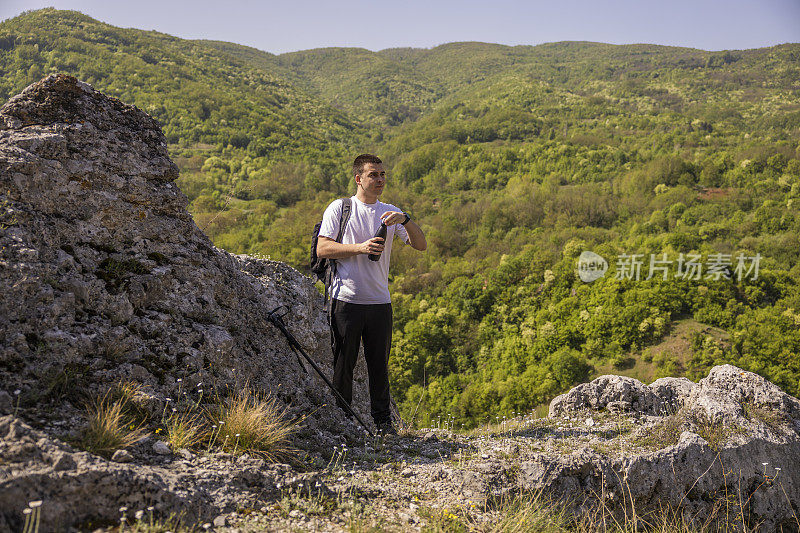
[648,376,695,411]
[111,449,133,463]
[50,451,77,471]
[688,364,800,423]
[549,374,662,416]
[0,391,11,415]
[0,75,376,529]
[524,364,800,529]
[0,415,286,530]
[152,441,171,455]
[0,74,376,429]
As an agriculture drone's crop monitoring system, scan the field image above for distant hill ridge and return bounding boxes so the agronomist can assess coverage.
[3,8,799,129]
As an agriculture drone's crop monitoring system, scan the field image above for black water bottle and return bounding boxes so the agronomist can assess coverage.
[368,222,387,261]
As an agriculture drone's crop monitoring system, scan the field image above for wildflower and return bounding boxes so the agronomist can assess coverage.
[22,508,31,515]
[165,398,172,402]
[147,506,154,511]
[119,506,128,512]
[776,467,782,471]
[177,379,182,383]
[28,501,42,508]
[13,389,21,395]
[135,510,144,520]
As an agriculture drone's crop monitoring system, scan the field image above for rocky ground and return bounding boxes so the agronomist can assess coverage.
[4,363,800,531]
[2,76,800,532]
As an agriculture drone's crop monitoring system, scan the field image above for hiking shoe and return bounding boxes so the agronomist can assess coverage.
[376,421,397,435]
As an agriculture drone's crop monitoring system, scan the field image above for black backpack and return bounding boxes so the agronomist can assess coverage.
[311,198,352,310]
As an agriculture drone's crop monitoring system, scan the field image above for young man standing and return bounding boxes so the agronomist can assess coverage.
[316,154,427,434]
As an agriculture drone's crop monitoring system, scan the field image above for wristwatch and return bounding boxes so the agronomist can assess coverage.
[401,213,411,225]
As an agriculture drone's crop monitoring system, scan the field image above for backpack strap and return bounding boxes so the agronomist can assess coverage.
[325,198,352,320]
[336,198,352,244]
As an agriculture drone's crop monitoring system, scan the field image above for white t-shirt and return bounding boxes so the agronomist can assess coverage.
[319,196,409,304]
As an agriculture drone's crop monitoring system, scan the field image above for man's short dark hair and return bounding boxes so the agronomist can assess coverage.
[353,154,382,177]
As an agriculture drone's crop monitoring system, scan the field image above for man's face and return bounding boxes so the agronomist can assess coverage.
[356,162,386,196]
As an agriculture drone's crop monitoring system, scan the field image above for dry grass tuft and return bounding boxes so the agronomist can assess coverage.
[121,509,195,532]
[415,487,769,533]
[421,491,571,533]
[490,492,570,533]
[164,411,204,450]
[109,380,150,425]
[82,393,149,457]
[207,389,298,460]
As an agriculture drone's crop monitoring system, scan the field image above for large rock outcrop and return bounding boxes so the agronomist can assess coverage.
[0,74,376,423]
[0,75,375,529]
[521,365,800,530]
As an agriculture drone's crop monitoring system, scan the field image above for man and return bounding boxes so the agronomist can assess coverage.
[317,154,427,434]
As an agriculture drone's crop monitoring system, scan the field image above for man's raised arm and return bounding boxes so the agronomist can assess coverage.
[402,219,427,251]
[379,211,427,251]
[317,236,385,259]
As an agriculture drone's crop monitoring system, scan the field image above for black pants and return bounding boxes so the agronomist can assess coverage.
[329,298,392,425]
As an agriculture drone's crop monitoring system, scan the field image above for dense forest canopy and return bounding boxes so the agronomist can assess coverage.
[2,8,800,427]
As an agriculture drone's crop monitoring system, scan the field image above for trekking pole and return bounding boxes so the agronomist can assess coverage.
[267,306,375,437]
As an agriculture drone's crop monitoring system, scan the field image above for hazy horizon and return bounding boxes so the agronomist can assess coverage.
[2,1,799,55]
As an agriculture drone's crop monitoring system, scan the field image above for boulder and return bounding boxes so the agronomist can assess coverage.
[0,75,374,429]
[688,364,800,424]
[0,75,373,529]
[549,374,662,416]
[648,376,695,411]
[528,365,800,529]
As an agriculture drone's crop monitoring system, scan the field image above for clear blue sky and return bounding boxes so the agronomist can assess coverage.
[2,0,799,54]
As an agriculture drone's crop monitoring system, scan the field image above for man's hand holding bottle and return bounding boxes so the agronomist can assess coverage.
[359,236,385,257]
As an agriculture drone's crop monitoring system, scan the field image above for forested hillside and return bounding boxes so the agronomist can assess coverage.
[3,8,800,427]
